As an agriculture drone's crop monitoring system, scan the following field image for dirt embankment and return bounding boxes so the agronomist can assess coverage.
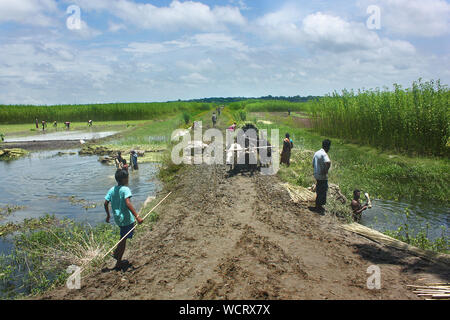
[41,159,449,300]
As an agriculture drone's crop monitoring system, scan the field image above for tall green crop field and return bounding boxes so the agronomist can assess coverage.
[310,79,449,156]
[0,102,214,124]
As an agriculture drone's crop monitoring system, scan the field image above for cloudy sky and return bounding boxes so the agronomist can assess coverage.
[0,0,449,105]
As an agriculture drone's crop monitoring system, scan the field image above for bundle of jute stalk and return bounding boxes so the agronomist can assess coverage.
[408,283,450,300]
[364,193,372,209]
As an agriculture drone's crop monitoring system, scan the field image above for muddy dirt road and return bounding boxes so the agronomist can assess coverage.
[41,159,449,300]
[40,115,449,300]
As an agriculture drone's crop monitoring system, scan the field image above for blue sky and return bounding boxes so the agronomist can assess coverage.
[0,0,449,104]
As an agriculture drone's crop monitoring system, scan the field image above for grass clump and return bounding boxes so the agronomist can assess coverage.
[0,219,118,299]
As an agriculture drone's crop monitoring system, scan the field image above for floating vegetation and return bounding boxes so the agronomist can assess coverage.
[47,195,99,210]
[79,144,166,164]
[0,148,28,161]
[0,220,119,298]
[0,214,61,237]
[0,205,25,220]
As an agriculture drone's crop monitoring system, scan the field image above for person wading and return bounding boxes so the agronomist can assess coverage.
[310,139,332,214]
[130,150,139,171]
[351,189,369,222]
[280,133,293,166]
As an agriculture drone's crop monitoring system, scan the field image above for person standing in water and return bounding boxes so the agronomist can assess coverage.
[130,150,138,170]
[35,118,39,129]
[351,189,369,222]
[280,133,293,166]
[115,151,124,169]
[41,120,46,131]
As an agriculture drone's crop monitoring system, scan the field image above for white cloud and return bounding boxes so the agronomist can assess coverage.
[191,33,249,51]
[71,0,246,32]
[358,0,450,37]
[0,0,58,26]
[108,21,126,32]
[124,42,169,55]
[180,72,209,84]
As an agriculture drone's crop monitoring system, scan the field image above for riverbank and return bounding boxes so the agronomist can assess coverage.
[0,109,214,299]
[251,111,448,252]
[39,147,449,300]
[38,111,449,300]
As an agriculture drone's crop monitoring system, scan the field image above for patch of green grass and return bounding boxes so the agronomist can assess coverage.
[0,220,119,299]
[256,114,450,205]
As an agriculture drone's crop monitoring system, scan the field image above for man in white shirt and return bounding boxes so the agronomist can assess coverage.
[226,138,244,171]
[311,139,332,214]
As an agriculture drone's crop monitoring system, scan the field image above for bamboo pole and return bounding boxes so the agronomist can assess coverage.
[75,192,172,277]
[100,191,172,261]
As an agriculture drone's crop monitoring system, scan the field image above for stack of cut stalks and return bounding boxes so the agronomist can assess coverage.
[281,183,315,204]
[408,284,450,300]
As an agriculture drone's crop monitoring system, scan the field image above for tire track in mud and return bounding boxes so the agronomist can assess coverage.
[41,116,449,300]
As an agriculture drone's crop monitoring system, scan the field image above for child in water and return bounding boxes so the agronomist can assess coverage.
[104,169,143,269]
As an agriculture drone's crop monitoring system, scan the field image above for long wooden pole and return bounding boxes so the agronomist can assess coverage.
[100,191,172,261]
[75,192,172,277]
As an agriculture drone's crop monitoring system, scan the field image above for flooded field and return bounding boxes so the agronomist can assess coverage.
[0,149,161,254]
[361,199,449,241]
[4,131,118,142]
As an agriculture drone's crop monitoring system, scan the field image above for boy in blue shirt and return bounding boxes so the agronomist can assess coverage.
[104,169,143,269]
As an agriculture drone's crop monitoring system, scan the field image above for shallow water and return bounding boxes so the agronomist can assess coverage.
[0,149,161,254]
[4,130,117,142]
[360,199,449,241]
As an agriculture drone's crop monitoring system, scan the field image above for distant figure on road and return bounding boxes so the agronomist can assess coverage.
[212,113,217,127]
[310,139,332,214]
[351,189,369,222]
[228,122,237,132]
[35,118,39,129]
[53,121,57,129]
[280,133,293,166]
[288,108,291,116]
[65,122,71,129]
[41,120,46,131]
